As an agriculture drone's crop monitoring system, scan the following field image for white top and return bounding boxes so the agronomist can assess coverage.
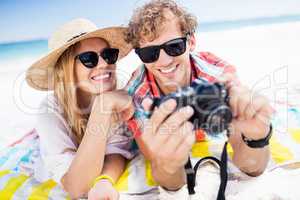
[33,93,135,185]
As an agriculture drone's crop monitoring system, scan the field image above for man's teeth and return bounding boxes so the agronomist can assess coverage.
[92,73,110,81]
[160,66,177,73]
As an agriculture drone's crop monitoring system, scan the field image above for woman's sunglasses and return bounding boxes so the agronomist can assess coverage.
[135,37,187,63]
[75,48,119,68]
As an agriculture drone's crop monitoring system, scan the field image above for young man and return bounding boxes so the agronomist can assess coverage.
[125,0,273,198]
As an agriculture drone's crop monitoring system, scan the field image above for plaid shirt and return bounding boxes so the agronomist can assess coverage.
[126,52,236,140]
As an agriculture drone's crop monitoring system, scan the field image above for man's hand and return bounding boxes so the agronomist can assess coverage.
[218,72,273,175]
[229,84,273,139]
[135,98,195,189]
[218,72,273,139]
[142,98,195,173]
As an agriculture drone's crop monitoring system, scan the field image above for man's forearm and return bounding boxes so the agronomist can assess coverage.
[151,163,186,190]
[230,131,270,176]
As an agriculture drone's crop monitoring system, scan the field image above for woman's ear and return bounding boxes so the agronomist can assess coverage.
[188,34,196,52]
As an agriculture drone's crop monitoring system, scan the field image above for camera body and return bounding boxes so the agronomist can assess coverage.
[152,78,232,136]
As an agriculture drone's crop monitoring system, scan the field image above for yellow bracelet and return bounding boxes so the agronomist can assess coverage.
[92,175,115,188]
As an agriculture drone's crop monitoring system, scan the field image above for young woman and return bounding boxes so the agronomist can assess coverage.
[26,18,135,199]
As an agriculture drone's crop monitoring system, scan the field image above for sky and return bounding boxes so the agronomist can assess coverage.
[1,0,300,43]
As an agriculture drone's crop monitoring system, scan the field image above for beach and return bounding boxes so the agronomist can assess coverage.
[0,20,300,148]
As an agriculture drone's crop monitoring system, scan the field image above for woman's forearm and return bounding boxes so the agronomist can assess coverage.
[101,154,126,182]
[61,112,113,198]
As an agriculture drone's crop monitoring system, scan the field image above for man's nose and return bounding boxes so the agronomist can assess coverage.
[155,49,173,67]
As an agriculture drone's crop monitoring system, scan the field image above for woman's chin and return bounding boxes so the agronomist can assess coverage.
[91,84,115,95]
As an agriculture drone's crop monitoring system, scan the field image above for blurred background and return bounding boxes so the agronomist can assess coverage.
[1,0,300,147]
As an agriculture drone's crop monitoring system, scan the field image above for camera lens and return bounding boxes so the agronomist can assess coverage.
[206,105,232,135]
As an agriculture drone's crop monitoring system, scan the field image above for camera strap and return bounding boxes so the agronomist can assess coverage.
[185,142,228,200]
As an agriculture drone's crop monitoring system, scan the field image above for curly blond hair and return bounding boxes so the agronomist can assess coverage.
[125,0,198,48]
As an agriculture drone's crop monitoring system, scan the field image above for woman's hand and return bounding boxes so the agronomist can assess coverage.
[91,89,135,122]
[88,179,119,200]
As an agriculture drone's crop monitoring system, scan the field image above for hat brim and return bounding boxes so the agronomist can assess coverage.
[26,27,132,91]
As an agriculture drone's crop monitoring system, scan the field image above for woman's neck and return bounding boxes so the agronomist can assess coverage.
[77,90,95,116]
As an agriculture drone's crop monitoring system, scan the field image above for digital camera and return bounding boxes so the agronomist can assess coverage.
[152,78,232,136]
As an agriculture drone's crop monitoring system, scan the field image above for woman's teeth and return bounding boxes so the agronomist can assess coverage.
[92,73,110,81]
[159,66,177,74]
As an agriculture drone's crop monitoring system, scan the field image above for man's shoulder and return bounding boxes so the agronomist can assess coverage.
[196,52,225,65]
[194,51,236,74]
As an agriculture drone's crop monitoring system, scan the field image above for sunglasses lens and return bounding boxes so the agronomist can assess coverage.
[135,37,187,63]
[164,38,186,57]
[78,51,98,68]
[135,46,160,63]
[101,48,119,64]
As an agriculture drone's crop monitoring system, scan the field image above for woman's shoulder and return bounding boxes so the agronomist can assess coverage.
[37,92,69,129]
[36,93,75,140]
[39,92,64,115]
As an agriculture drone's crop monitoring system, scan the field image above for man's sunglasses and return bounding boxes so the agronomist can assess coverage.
[75,48,119,68]
[135,37,187,63]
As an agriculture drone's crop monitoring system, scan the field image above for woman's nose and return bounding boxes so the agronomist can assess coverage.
[96,56,109,69]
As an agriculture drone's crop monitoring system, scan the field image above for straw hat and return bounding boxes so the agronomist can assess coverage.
[26,18,132,91]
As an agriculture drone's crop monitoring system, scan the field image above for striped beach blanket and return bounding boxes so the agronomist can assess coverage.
[0,130,70,199]
[0,104,300,199]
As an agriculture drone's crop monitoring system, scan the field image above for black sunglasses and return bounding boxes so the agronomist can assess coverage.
[75,48,119,68]
[135,37,187,63]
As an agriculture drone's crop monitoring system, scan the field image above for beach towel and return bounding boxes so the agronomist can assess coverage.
[0,103,299,199]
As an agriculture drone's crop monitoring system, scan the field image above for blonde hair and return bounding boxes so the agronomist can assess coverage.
[53,45,87,144]
[125,0,198,48]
